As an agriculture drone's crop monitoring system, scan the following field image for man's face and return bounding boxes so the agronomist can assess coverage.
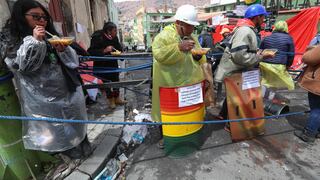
[257,15,265,26]
[176,21,194,37]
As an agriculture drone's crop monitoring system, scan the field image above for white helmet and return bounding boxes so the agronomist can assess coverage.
[174,4,199,26]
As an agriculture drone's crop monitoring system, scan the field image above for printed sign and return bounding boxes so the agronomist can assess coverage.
[242,70,260,90]
[178,83,203,107]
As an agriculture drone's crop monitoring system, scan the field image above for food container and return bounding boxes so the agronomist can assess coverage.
[47,37,74,46]
[261,49,278,56]
[110,50,121,56]
[191,48,210,56]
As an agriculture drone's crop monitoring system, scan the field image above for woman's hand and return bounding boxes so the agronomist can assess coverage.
[33,25,46,41]
[103,46,113,54]
[52,42,67,52]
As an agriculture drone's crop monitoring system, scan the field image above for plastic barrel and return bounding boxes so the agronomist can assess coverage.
[159,82,205,158]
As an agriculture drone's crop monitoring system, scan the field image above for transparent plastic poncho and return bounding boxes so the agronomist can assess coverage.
[5,36,87,152]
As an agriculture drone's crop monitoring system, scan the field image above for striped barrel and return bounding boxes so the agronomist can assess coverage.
[159,81,205,157]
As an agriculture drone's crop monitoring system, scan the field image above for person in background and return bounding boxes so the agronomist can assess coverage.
[152,4,206,147]
[214,4,274,129]
[1,0,91,177]
[198,26,215,49]
[259,20,295,92]
[295,45,320,143]
[211,27,232,102]
[220,27,231,40]
[212,27,232,73]
[88,22,126,109]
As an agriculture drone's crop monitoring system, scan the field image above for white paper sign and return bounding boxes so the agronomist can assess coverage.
[76,22,86,33]
[178,83,203,108]
[242,70,260,90]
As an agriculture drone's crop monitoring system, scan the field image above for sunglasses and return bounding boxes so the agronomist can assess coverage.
[25,14,49,21]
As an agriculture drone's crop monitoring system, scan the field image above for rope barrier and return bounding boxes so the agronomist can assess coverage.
[79,50,303,62]
[79,62,152,74]
[0,72,14,83]
[79,56,153,61]
[0,111,309,126]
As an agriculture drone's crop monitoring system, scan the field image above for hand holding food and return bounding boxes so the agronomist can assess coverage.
[261,49,277,59]
[103,46,113,54]
[179,39,195,52]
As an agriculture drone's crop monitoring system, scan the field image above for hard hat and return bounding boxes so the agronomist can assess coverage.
[174,4,199,26]
[244,4,269,19]
[220,28,230,35]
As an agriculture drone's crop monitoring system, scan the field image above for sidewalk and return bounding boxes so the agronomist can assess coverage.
[124,88,320,179]
[66,97,124,179]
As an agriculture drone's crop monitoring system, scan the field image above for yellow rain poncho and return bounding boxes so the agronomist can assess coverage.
[151,24,206,122]
[260,62,295,90]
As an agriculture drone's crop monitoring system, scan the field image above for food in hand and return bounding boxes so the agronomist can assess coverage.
[262,49,277,56]
[48,37,74,46]
[191,48,210,56]
[111,50,121,56]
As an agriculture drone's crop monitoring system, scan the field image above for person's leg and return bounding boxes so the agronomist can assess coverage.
[111,72,126,105]
[305,92,320,134]
[106,84,116,109]
[294,92,320,142]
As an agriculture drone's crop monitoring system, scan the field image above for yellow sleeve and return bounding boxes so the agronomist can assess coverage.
[152,28,185,65]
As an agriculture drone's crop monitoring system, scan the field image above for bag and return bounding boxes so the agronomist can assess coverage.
[298,64,320,96]
[201,62,215,107]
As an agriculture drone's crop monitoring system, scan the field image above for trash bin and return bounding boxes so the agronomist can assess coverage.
[159,82,205,158]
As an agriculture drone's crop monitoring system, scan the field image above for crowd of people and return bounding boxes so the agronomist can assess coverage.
[0,0,320,178]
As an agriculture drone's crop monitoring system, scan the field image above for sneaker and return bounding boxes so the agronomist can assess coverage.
[294,130,315,143]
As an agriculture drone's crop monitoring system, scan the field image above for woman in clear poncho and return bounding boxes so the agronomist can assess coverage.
[0,0,90,158]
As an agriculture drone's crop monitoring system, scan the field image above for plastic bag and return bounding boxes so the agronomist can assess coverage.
[201,62,215,107]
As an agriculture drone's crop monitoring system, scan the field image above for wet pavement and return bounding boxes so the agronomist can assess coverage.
[120,57,320,179]
[67,56,320,180]
[123,87,320,180]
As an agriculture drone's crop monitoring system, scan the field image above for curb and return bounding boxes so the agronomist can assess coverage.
[66,104,124,180]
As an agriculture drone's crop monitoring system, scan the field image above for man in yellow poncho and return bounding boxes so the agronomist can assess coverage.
[151,4,206,123]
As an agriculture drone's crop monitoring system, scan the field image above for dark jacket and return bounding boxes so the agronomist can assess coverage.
[87,30,122,81]
[260,32,295,67]
[198,32,214,49]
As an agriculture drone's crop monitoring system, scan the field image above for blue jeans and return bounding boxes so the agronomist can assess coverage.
[305,92,320,135]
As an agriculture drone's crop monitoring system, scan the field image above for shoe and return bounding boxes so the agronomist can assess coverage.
[157,139,164,149]
[224,123,230,133]
[294,129,315,143]
[108,97,116,109]
[114,97,127,105]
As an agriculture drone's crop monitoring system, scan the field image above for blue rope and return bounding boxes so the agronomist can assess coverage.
[0,111,309,126]
[79,56,153,61]
[0,72,14,83]
[79,50,304,62]
[79,62,152,74]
